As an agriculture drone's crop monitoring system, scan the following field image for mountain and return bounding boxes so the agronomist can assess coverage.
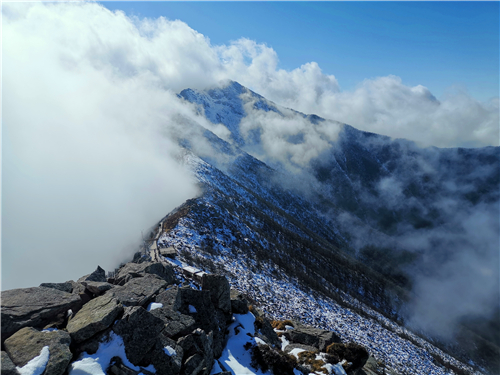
[149,81,498,373]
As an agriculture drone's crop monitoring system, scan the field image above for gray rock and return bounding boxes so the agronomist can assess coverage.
[113,262,175,286]
[201,275,231,314]
[67,295,123,343]
[155,287,181,311]
[1,351,19,375]
[142,334,184,375]
[105,274,168,307]
[288,325,341,352]
[67,280,86,295]
[1,286,82,342]
[39,282,73,294]
[230,289,249,314]
[150,307,196,339]
[113,306,165,365]
[85,265,107,282]
[82,281,114,296]
[4,327,72,375]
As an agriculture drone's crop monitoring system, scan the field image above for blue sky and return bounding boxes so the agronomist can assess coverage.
[101,1,499,102]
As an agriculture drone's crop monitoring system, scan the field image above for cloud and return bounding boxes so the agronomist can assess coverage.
[2,1,498,293]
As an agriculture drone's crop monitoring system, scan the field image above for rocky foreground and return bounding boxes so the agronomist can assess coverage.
[1,257,381,375]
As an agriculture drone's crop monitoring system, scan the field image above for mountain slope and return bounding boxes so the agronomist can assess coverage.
[149,81,498,374]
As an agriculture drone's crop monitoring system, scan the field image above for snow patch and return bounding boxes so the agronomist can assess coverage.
[163,346,177,357]
[16,346,50,375]
[147,302,163,312]
[69,332,156,374]
[188,305,197,313]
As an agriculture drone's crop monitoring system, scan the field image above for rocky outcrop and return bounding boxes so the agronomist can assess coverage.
[0,259,369,375]
[113,306,166,365]
[1,286,81,342]
[113,262,175,286]
[4,327,72,375]
[67,295,123,343]
[201,274,231,314]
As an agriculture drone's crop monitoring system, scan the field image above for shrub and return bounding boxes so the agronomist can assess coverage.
[250,344,297,375]
[297,351,328,374]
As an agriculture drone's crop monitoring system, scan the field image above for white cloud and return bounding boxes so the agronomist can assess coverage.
[2,2,498,289]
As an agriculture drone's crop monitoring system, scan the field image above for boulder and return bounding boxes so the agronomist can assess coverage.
[150,307,196,339]
[1,286,81,342]
[183,353,204,375]
[155,287,182,311]
[113,262,175,286]
[142,333,184,375]
[201,275,231,314]
[67,295,123,343]
[230,289,249,314]
[1,351,19,375]
[39,282,73,294]
[113,306,165,365]
[81,281,115,296]
[289,325,341,352]
[105,274,168,307]
[67,280,86,295]
[85,265,107,282]
[4,327,72,375]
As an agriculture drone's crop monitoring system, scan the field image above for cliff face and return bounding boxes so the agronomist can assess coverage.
[0,259,372,375]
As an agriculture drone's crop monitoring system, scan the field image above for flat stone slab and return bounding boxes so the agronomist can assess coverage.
[1,286,81,342]
[114,262,175,286]
[106,274,168,307]
[4,327,72,375]
[67,295,123,343]
[288,325,341,352]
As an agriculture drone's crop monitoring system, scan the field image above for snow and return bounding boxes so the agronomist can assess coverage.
[210,360,224,375]
[163,346,177,357]
[42,328,58,332]
[147,302,163,312]
[218,312,270,375]
[16,346,50,375]
[188,305,197,313]
[279,335,290,351]
[288,348,305,359]
[68,332,156,374]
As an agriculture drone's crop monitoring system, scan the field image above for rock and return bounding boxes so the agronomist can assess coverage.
[67,295,123,343]
[288,324,341,352]
[85,265,107,282]
[1,351,19,375]
[113,262,176,286]
[4,327,72,375]
[39,282,73,293]
[142,334,184,375]
[201,275,231,314]
[1,286,82,342]
[183,353,204,375]
[150,307,196,339]
[81,281,114,296]
[326,342,369,374]
[155,287,181,311]
[178,288,226,358]
[105,274,168,307]
[230,289,249,314]
[113,306,165,365]
[67,280,86,295]
[177,329,214,375]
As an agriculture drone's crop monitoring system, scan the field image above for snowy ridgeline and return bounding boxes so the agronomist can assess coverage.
[159,220,481,375]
